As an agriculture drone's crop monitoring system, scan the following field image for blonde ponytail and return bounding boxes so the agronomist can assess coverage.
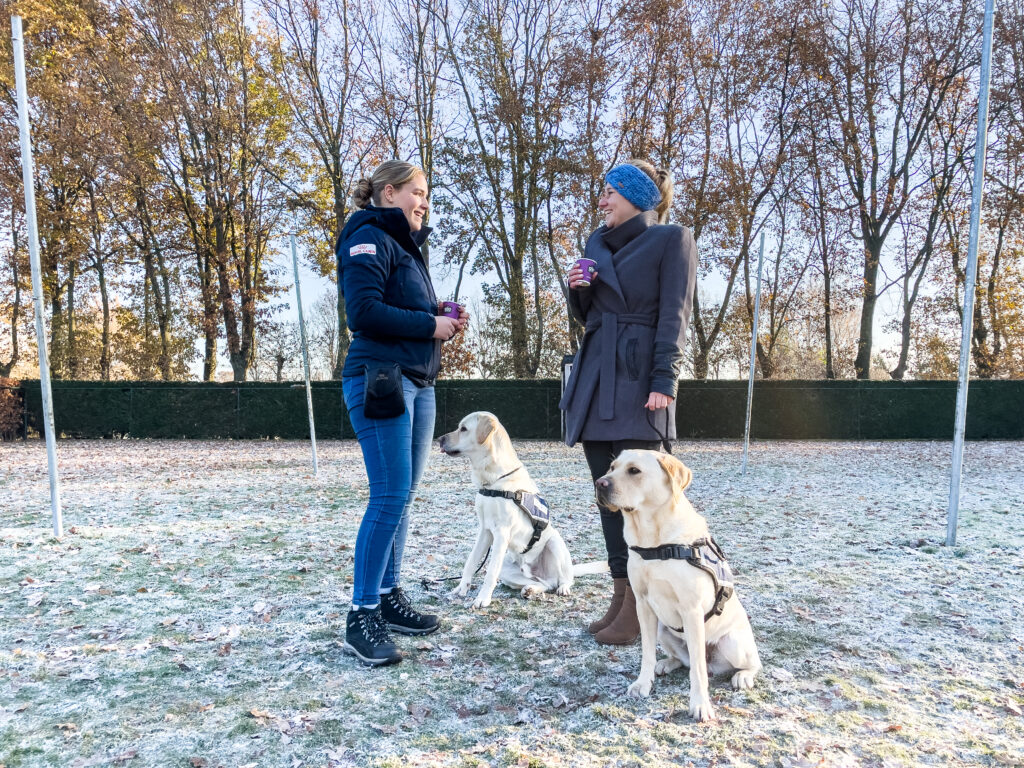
[627,158,674,224]
[350,160,425,209]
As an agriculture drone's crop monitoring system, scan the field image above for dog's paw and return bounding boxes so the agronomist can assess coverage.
[655,657,683,676]
[471,595,492,609]
[520,585,541,599]
[689,697,715,722]
[731,669,757,690]
[555,584,570,597]
[448,585,469,600]
[626,678,652,698]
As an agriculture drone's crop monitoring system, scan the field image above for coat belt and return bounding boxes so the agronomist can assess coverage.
[584,312,657,419]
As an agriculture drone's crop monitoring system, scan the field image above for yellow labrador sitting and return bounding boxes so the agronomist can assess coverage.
[439,411,605,608]
[596,449,761,721]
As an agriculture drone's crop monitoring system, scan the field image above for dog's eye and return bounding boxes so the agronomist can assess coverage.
[459,426,467,432]
[628,466,641,475]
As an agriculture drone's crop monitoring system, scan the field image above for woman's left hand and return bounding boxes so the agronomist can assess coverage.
[645,392,673,410]
[456,306,470,331]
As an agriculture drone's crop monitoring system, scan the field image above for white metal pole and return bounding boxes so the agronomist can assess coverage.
[290,215,318,476]
[742,232,766,475]
[947,0,996,547]
[12,16,62,538]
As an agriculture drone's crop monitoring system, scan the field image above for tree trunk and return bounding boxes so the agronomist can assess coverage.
[890,302,911,381]
[97,259,110,381]
[66,261,77,379]
[1,216,21,378]
[822,257,835,380]
[200,252,218,382]
[691,294,709,380]
[508,260,530,378]
[332,203,350,380]
[854,240,882,379]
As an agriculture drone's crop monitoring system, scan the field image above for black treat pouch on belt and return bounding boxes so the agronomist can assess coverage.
[363,362,406,419]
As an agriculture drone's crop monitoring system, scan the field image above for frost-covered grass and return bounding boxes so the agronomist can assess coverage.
[1,438,1022,768]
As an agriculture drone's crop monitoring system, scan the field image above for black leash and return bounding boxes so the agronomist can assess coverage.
[420,547,490,588]
[646,406,673,454]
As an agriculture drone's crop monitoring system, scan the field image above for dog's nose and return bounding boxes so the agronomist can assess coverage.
[595,477,610,488]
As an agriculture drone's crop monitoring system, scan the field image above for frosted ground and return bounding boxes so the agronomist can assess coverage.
[1,438,1022,768]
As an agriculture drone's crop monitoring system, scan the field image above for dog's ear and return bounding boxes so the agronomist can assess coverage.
[475,414,496,444]
[657,453,692,496]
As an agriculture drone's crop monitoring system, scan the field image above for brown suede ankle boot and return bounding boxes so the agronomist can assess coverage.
[587,577,627,635]
[594,581,640,645]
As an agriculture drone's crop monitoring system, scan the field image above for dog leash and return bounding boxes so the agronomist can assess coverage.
[420,548,490,588]
[646,406,673,454]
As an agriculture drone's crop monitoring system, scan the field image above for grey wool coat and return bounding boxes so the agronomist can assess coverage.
[559,210,697,446]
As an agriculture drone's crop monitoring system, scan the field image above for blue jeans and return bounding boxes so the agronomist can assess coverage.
[343,374,436,607]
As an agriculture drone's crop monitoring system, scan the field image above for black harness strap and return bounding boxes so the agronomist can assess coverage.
[629,537,734,624]
[477,487,548,554]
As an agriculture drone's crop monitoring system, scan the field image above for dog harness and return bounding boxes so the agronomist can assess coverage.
[477,466,550,554]
[629,537,735,623]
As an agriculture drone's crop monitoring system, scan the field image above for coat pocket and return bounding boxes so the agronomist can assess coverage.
[625,338,640,381]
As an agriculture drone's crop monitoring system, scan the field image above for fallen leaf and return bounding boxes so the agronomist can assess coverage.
[160,616,179,627]
[248,708,271,719]
[111,749,137,763]
[189,759,208,768]
[55,722,77,731]
[885,724,902,732]
[218,643,232,656]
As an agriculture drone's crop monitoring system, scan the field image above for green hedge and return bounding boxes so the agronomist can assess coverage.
[11,378,1024,440]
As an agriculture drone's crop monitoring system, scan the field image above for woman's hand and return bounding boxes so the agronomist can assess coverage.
[645,392,673,411]
[568,264,597,290]
[436,303,471,333]
[433,316,461,340]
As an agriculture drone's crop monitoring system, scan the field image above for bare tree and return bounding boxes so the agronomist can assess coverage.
[807,0,979,378]
[262,0,381,378]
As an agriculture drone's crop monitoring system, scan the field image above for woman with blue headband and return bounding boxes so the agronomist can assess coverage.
[559,158,697,645]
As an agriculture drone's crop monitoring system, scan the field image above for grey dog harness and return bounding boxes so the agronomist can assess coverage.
[477,467,550,554]
[629,537,735,624]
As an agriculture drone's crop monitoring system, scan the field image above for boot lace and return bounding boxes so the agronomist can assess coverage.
[359,609,392,645]
[386,588,418,619]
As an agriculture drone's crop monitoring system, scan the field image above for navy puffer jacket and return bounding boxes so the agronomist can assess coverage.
[336,206,440,386]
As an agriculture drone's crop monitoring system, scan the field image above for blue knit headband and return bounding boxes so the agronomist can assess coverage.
[605,164,662,212]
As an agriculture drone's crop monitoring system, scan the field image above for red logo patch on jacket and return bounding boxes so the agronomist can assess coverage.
[349,243,376,256]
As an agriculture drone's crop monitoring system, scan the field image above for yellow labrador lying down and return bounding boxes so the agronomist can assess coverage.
[439,411,606,608]
[596,449,761,721]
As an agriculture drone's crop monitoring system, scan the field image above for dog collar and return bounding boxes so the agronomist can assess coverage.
[629,537,735,623]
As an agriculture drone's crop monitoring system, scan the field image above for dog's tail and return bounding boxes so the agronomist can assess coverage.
[572,560,610,577]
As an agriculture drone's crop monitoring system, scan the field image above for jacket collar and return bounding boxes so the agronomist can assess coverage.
[600,210,659,254]
[339,205,432,263]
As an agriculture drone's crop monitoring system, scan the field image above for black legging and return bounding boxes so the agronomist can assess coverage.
[582,439,663,579]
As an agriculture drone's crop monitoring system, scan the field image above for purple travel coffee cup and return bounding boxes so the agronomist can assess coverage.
[575,258,597,287]
[441,300,463,319]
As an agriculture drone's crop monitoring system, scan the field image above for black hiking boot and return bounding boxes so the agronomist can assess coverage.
[379,587,440,636]
[343,607,402,666]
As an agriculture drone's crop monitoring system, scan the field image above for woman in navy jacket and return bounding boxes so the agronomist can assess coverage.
[560,159,697,645]
[336,160,467,666]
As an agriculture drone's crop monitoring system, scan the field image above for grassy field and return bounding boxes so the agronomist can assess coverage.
[1,437,1022,767]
